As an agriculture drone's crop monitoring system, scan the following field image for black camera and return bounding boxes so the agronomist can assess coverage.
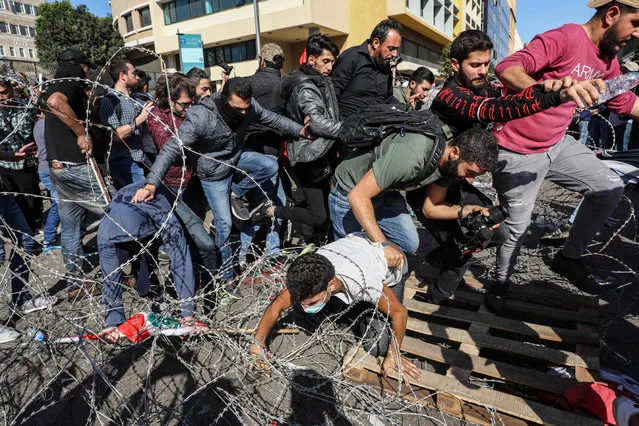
[457,205,508,253]
[219,60,233,75]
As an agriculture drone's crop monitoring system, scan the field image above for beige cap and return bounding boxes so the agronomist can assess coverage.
[588,0,639,8]
[259,43,284,63]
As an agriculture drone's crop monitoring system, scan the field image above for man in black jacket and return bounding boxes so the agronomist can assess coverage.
[332,19,402,121]
[253,34,341,239]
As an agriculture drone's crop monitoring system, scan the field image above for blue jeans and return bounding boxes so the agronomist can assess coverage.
[50,163,109,278]
[328,185,419,254]
[109,156,146,189]
[0,195,33,305]
[38,171,60,245]
[200,150,279,282]
[239,161,285,262]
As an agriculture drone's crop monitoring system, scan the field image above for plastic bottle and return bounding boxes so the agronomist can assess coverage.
[598,72,639,104]
[27,328,46,343]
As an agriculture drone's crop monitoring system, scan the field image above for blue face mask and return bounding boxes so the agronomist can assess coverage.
[302,287,331,315]
[303,300,328,314]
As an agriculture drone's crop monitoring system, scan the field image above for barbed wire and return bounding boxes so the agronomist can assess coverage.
[0,46,636,424]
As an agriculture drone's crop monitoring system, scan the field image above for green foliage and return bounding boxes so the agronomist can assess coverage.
[438,42,453,79]
[35,1,123,67]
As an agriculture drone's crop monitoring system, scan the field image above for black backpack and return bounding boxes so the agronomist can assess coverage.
[338,103,454,150]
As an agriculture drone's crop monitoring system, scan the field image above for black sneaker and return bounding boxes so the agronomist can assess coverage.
[550,251,603,295]
[484,280,509,315]
[230,195,251,221]
[250,201,272,223]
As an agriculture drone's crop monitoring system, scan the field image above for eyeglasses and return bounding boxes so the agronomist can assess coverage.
[175,100,194,109]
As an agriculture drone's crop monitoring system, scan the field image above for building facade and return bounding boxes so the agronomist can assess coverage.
[483,0,513,64]
[0,0,42,75]
[110,0,478,85]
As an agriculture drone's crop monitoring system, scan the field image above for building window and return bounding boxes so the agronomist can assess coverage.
[18,47,23,57]
[164,0,249,24]
[10,24,18,34]
[204,40,256,67]
[139,7,152,27]
[33,5,38,15]
[9,46,14,57]
[25,3,32,14]
[15,2,24,13]
[28,26,35,36]
[0,46,5,56]
[19,25,27,36]
[124,13,134,33]
[0,23,7,33]
[0,1,6,10]
[27,48,33,58]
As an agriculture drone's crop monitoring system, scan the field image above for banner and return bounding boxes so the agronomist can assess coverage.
[178,33,204,74]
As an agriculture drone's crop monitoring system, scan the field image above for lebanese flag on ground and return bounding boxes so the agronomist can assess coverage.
[55,312,199,344]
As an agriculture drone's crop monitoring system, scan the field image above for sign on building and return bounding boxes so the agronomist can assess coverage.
[179,34,204,74]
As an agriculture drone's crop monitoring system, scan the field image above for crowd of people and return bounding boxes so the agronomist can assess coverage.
[0,0,638,403]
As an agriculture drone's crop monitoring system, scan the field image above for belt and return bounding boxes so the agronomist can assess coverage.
[330,177,350,198]
[49,160,83,170]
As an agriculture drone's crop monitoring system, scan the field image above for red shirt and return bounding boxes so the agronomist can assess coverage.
[495,24,636,154]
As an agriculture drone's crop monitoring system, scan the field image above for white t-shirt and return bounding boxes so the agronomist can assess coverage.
[316,233,407,306]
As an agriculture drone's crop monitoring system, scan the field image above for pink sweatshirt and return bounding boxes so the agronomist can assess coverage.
[494,24,636,154]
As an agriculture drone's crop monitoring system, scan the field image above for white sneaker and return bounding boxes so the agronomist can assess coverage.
[13,295,58,314]
[0,326,21,343]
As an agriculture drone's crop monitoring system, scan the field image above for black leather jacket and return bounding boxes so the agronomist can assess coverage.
[281,65,341,164]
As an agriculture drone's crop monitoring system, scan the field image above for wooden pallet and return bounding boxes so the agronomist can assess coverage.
[343,273,603,425]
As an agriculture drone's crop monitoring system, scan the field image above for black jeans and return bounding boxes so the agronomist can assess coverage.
[274,182,329,227]
[407,182,508,304]
[0,164,43,231]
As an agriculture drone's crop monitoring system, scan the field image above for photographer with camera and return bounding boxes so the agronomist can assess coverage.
[412,177,508,304]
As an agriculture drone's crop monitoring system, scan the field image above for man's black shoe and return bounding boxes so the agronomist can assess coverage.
[484,280,509,315]
[550,251,603,295]
[250,201,271,223]
[230,196,251,221]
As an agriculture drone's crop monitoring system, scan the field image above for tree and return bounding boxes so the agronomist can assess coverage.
[35,1,123,68]
[438,42,453,79]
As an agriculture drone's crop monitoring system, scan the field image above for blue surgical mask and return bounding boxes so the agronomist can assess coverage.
[303,300,328,314]
[302,287,331,315]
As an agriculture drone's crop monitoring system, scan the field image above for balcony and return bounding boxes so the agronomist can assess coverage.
[387,0,454,46]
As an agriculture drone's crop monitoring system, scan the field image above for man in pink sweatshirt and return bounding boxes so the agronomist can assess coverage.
[489,0,639,308]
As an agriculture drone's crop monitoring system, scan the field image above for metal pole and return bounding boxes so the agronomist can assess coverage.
[253,0,261,57]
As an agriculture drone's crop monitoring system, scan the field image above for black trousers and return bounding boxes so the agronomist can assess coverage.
[0,164,43,231]
[406,182,508,303]
[274,182,329,227]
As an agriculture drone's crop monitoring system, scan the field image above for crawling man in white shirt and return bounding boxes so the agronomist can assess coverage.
[249,233,423,382]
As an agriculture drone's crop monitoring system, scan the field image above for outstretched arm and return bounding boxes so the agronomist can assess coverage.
[249,288,293,376]
[376,284,423,383]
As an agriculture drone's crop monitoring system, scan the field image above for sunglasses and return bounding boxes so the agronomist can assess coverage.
[175,100,194,109]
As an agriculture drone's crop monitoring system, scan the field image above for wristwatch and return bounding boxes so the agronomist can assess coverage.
[381,241,391,247]
[457,204,464,219]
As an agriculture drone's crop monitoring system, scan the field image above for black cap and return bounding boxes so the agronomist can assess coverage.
[56,48,96,69]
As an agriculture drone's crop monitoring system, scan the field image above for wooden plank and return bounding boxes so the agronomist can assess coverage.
[446,305,486,381]
[405,278,599,325]
[343,347,601,426]
[576,305,601,382]
[401,336,579,395]
[406,317,599,369]
[404,298,598,345]
[462,273,600,308]
[344,366,530,426]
